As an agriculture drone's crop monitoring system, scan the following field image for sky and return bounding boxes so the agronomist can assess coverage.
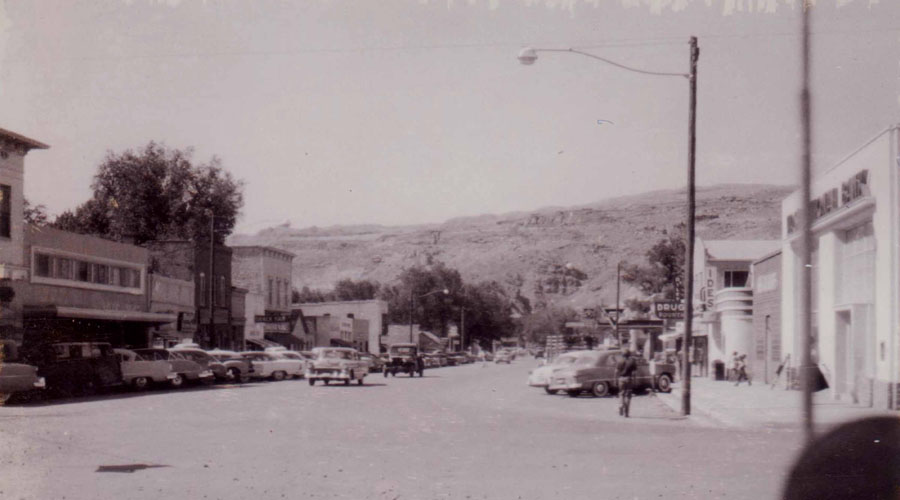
[0,0,898,234]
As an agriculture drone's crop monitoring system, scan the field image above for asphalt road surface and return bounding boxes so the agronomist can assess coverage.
[0,358,806,499]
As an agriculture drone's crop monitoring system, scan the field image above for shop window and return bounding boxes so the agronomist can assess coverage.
[0,185,10,238]
[723,271,749,288]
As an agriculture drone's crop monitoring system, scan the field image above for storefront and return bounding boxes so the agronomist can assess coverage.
[781,125,900,409]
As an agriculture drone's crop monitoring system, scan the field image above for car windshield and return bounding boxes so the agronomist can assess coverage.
[321,350,351,360]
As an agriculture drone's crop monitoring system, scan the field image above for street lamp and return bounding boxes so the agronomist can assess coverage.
[409,288,450,343]
[518,38,699,416]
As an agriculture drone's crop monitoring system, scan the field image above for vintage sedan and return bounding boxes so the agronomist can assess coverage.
[546,350,676,398]
[358,352,385,372]
[133,348,213,387]
[240,351,304,381]
[306,347,368,385]
[170,347,230,381]
[527,352,580,394]
[264,347,309,378]
[0,340,45,403]
[207,349,254,382]
[495,349,514,364]
[33,342,123,396]
[114,348,177,390]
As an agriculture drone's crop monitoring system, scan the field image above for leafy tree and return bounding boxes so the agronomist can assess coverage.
[381,262,463,333]
[518,304,579,346]
[456,281,517,347]
[621,226,686,300]
[51,142,243,244]
[333,279,380,301]
[23,199,49,226]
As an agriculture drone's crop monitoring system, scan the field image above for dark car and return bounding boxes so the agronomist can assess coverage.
[384,343,424,377]
[547,350,676,397]
[207,349,254,382]
[32,342,123,397]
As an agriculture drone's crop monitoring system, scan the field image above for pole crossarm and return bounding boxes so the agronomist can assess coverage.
[526,47,689,79]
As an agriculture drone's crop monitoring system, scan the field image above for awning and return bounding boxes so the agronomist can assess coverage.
[246,337,283,349]
[24,305,177,324]
[265,332,304,349]
[329,338,353,348]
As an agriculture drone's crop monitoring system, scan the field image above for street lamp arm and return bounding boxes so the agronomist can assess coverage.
[520,47,688,79]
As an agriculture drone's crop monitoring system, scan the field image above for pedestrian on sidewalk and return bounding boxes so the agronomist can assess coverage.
[730,351,740,381]
[734,354,751,386]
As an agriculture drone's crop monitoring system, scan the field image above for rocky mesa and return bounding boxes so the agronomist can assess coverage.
[228,184,793,310]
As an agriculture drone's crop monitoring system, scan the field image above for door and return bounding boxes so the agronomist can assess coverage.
[835,310,851,400]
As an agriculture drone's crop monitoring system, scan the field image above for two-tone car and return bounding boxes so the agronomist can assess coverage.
[546,349,676,398]
[527,351,579,394]
[114,348,178,390]
[306,347,368,385]
[170,347,230,382]
[240,351,304,381]
[133,348,213,387]
[264,347,310,378]
[0,340,45,403]
[207,349,254,383]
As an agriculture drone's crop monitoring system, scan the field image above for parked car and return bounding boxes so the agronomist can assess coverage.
[32,342,122,396]
[385,344,425,377]
[306,347,369,385]
[546,350,676,397]
[527,351,580,394]
[358,352,385,372]
[133,348,213,387]
[240,351,304,381]
[207,349,254,382]
[0,340,45,403]
[447,352,469,366]
[265,347,310,378]
[495,349,514,364]
[425,350,447,368]
[114,348,177,390]
[170,347,229,381]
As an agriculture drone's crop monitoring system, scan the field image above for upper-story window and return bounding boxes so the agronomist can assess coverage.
[267,277,274,307]
[32,250,142,293]
[0,185,10,238]
[199,272,207,306]
[217,275,226,305]
[723,270,749,288]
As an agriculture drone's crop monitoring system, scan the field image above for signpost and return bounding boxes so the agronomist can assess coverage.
[653,301,685,320]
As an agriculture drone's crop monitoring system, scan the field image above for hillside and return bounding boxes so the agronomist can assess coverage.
[228,184,793,310]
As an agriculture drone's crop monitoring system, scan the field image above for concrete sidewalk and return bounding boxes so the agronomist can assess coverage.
[654,376,896,431]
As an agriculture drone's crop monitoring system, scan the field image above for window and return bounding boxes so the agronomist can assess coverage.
[76,261,90,282]
[217,275,226,305]
[35,254,51,277]
[0,184,10,238]
[267,277,273,306]
[723,271,749,288]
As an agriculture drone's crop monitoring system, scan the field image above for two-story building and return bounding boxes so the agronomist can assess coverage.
[231,245,298,349]
[21,225,175,348]
[693,238,780,378]
[0,127,48,344]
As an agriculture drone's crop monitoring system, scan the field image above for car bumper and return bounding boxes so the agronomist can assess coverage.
[307,370,351,380]
[547,378,585,391]
[198,370,214,379]
[166,373,178,380]
[33,377,46,389]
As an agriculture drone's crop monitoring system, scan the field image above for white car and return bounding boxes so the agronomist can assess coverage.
[528,352,579,394]
[306,347,369,386]
[240,351,305,381]
[264,347,310,378]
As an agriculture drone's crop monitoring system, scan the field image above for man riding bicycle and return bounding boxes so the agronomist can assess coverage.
[616,348,638,418]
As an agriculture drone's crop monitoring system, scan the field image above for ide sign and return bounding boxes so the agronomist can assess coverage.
[653,301,685,319]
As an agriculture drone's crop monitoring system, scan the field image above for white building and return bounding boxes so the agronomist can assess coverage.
[781,124,899,409]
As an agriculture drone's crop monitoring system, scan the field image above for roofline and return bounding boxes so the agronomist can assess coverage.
[0,127,49,150]
[822,123,899,177]
[752,248,782,265]
[230,245,296,259]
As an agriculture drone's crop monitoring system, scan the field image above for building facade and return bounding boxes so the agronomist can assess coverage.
[782,125,900,409]
[0,127,48,344]
[751,250,782,384]
[231,246,296,348]
[693,238,780,378]
[147,240,235,350]
[293,300,388,354]
[20,225,175,348]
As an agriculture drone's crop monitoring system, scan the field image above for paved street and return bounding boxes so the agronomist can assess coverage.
[1,359,806,500]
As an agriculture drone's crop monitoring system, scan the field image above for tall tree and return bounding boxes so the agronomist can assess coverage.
[621,225,686,300]
[23,199,49,226]
[51,142,243,244]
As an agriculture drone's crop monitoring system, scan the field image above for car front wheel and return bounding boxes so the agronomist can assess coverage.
[656,374,673,393]
[272,371,286,381]
[544,387,558,395]
[133,377,149,391]
[170,374,184,388]
[591,381,610,397]
[309,378,315,386]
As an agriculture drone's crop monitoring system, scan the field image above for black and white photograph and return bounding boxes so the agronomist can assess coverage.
[1,1,899,498]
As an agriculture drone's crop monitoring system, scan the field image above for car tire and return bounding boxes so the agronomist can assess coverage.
[656,374,673,393]
[324,379,330,385]
[170,374,184,388]
[357,377,364,386]
[228,368,242,383]
[591,381,610,398]
[133,377,150,391]
[544,387,558,395]
[383,368,389,378]
[309,378,315,386]
[345,371,353,386]
[272,371,286,381]
[567,390,581,398]
[0,393,12,405]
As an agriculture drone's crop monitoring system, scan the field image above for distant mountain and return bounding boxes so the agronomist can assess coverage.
[228,184,793,310]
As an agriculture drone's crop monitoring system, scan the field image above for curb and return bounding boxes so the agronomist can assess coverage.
[652,391,735,428]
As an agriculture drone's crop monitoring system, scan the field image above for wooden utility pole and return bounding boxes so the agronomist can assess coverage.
[681,36,699,416]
